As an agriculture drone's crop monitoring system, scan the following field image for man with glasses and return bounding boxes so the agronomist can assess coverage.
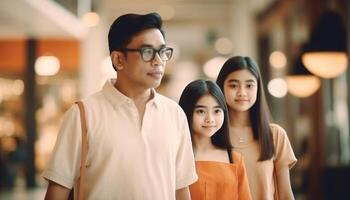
[43,13,197,200]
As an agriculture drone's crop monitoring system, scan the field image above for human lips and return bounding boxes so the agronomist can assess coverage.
[202,125,216,128]
[147,70,163,78]
[235,99,249,103]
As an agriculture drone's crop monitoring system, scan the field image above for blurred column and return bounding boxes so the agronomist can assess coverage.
[228,0,257,58]
[79,14,109,98]
[307,83,325,200]
[25,39,37,188]
[305,0,324,199]
[77,0,91,17]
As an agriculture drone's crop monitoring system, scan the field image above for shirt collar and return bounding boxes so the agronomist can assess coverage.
[150,88,160,108]
[102,79,160,109]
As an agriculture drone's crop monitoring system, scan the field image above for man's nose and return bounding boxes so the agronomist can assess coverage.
[151,53,164,66]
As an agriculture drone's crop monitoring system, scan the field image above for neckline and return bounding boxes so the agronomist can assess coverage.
[233,140,256,148]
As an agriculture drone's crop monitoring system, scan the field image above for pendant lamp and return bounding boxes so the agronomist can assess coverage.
[302,10,348,79]
[286,55,321,98]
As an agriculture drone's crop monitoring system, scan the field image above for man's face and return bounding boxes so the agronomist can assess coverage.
[117,28,167,90]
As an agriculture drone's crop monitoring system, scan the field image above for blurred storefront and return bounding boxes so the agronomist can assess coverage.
[0,39,80,190]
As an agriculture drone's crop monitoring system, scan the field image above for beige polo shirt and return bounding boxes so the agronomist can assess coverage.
[43,79,198,200]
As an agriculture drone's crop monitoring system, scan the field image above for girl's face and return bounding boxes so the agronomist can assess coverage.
[223,69,258,112]
[192,94,224,138]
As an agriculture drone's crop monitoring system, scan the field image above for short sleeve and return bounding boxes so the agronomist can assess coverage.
[42,105,83,189]
[271,124,297,170]
[175,109,198,189]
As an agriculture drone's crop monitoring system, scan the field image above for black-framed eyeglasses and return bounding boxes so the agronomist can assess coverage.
[120,46,173,62]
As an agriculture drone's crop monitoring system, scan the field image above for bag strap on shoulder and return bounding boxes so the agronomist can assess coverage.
[75,101,88,200]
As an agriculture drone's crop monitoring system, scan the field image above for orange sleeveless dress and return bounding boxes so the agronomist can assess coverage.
[190,152,252,200]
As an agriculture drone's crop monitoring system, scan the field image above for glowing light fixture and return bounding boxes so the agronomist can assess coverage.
[302,52,347,78]
[269,51,287,69]
[82,12,100,27]
[203,56,227,79]
[286,56,321,98]
[35,56,60,76]
[302,10,348,79]
[267,78,288,98]
[286,76,320,98]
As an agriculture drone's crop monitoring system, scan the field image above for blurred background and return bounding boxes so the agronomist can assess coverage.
[0,0,349,199]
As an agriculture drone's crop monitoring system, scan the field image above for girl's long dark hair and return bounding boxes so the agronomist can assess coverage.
[179,80,233,162]
[216,56,274,161]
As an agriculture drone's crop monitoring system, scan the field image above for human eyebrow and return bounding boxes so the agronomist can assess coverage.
[194,105,207,109]
[245,79,256,83]
[139,44,166,49]
[227,79,239,84]
[138,44,153,48]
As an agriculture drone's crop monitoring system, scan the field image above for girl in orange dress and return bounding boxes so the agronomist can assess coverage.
[179,80,252,200]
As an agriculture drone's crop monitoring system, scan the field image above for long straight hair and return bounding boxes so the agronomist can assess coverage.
[179,80,233,162]
[216,56,275,161]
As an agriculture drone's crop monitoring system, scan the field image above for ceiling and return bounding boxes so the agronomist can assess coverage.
[0,0,86,39]
[0,0,274,39]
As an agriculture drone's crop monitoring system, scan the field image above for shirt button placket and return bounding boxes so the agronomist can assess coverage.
[128,100,140,131]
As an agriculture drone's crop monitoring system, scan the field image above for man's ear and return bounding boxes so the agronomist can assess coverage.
[111,51,124,70]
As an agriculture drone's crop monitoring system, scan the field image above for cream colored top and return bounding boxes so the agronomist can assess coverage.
[43,79,198,200]
[233,124,297,200]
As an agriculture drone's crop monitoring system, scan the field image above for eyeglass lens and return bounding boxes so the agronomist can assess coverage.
[141,47,173,62]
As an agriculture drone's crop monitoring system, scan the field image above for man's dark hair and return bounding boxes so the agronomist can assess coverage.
[108,12,165,54]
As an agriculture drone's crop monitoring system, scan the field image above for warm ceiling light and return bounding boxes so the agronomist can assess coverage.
[35,56,60,76]
[287,55,321,97]
[286,75,321,98]
[302,52,347,79]
[267,78,287,98]
[82,12,100,27]
[269,51,287,69]
[302,10,348,79]
[203,56,227,79]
